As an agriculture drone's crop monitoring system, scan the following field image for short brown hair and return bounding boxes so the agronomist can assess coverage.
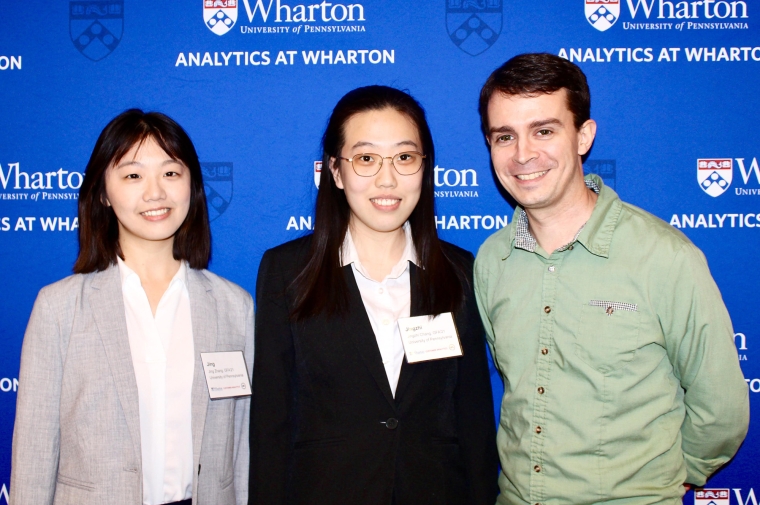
[74,109,211,273]
[479,53,591,135]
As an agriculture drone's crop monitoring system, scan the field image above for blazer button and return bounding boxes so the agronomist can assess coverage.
[385,418,399,430]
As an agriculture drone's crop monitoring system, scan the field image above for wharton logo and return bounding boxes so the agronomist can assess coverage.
[202,163,233,221]
[696,157,760,197]
[446,0,503,56]
[204,0,238,35]
[586,0,620,31]
[70,1,123,61]
[698,159,732,197]
[586,0,748,30]
[695,489,730,505]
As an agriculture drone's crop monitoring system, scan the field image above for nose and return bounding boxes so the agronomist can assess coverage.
[375,156,398,188]
[513,136,538,166]
[143,174,166,201]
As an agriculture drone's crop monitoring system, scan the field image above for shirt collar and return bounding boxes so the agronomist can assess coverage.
[511,174,621,258]
[340,222,418,280]
[117,256,188,289]
[513,177,600,254]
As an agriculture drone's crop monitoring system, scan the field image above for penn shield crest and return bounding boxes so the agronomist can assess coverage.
[446,0,503,56]
[202,163,234,221]
[585,0,619,32]
[204,0,238,36]
[314,161,323,188]
[69,1,123,61]
[584,160,616,190]
[697,159,732,197]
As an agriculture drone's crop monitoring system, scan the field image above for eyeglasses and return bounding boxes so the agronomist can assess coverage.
[338,151,426,177]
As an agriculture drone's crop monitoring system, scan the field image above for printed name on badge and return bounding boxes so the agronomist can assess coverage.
[398,312,463,363]
[200,351,252,400]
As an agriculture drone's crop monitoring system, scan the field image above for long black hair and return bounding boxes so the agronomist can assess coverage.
[291,85,467,320]
[74,109,211,273]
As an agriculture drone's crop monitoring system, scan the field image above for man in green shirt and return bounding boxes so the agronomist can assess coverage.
[474,53,749,505]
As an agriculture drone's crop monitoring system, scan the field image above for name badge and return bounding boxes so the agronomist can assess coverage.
[398,312,463,363]
[200,351,252,400]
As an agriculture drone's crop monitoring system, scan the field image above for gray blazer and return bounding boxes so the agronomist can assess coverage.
[10,265,253,505]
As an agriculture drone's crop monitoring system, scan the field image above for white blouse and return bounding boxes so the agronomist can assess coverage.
[118,258,194,505]
[340,223,417,396]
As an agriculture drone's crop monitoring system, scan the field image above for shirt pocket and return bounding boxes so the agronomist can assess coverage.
[574,300,641,374]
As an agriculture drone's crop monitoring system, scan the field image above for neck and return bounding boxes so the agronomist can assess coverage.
[525,181,598,254]
[119,236,181,284]
[349,218,407,281]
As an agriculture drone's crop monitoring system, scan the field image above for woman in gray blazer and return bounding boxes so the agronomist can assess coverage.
[10,110,253,505]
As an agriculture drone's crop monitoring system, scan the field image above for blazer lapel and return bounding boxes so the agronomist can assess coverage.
[187,268,218,489]
[394,263,422,401]
[343,266,396,410]
[89,265,142,469]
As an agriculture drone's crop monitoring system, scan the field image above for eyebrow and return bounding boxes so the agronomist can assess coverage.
[115,159,182,169]
[351,140,420,150]
[488,118,563,136]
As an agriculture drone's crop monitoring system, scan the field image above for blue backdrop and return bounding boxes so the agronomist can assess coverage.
[1,1,758,502]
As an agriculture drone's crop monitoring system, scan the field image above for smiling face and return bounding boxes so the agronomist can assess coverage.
[104,136,191,251]
[330,107,424,237]
[486,89,596,213]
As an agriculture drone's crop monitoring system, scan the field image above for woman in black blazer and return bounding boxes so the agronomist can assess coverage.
[249,86,498,505]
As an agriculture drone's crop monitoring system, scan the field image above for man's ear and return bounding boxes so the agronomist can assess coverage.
[577,119,597,156]
[330,157,344,190]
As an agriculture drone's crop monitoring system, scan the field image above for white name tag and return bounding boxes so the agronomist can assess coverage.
[398,312,463,363]
[200,351,252,400]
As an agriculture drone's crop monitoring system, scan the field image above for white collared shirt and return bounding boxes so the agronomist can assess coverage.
[118,258,194,505]
[341,223,417,396]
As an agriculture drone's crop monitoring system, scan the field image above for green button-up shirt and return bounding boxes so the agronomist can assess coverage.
[474,174,749,505]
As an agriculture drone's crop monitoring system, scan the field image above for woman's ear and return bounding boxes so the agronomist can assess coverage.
[330,157,345,190]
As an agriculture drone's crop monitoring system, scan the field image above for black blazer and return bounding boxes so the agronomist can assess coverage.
[249,236,498,505]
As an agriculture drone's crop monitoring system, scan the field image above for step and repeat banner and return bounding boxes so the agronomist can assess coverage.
[1,0,759,502]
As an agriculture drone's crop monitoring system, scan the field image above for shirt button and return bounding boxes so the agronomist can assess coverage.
[544,306,551,314]
[382,319,390,325]
[378,288,384,294]
[541,348,549,355]
[568,244,574,250]
[534,465,541,472]
[535,426,542,434]
[385,418,398,430]
[538,387,545,394]
[548,265,555,272]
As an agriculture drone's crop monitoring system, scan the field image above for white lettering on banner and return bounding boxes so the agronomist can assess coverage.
[669,213,760,228]
[735,489,759,505]
[558,47,759,63]
[735,332,747,350]
[0,217,78,232]
[434,167,478,187]
[175,49,393,66]
[736,158,760,184]
[433,166,479,197]
[242,0,365,23]
[0,56,21,70]
[0,163,83,190]
[0,378,18,392]
[435,215,509,231]
[286,216,312,230]
[624,0,748,19]
[0,484,7,503]
[734,332,748,361]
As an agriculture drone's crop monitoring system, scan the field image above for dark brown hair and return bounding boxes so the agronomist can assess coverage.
[291,85,468,320]
[479,53,591,135]
[74,109,211,273]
